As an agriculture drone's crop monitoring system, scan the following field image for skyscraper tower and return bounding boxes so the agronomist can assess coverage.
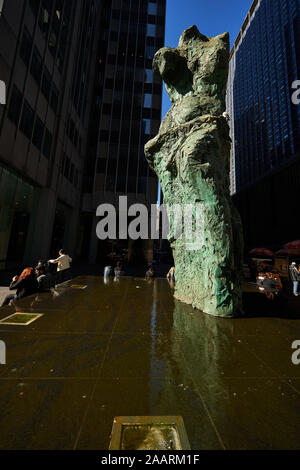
[82,0,166,264]
[227,0,300,246]
[0,0,100,268]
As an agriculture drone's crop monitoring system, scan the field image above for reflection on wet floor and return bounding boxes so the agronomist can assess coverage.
[0,276,299,449]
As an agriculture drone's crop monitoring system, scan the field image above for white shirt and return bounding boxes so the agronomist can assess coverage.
[49,254,72,272]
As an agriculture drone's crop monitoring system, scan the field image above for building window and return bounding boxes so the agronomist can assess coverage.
[43,128,52,159]
[20,27,33,66]
[97,158,107,173]
[74,129,78,148]
[29,0,40,15]
[145,69,153,83]
[74,168,79,187]
[30,46,43,84]
[112,9,120,19]
[153,83,161,94]
[105,78,114,89]
[110,31,118,41]
[20,100,34,139]
[50,84,59,112]
[148,2,157,15]
[41,67,52,99]
[152,109,161,119]
[102,103,111,114]
[7,85,22,125]
[48,31,58,57]
[108,54,116,65]
[32,115,44,150]
[67,118,75,141]
[146,45,155,59]
[143,93,152,108]
[147,24,156,37]
[39,0,52,36]
[142,118,151,134]
[64,155,70,178]
[69,162,74,183]
[100,130,109,142]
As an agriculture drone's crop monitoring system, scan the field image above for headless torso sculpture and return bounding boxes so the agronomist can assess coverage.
[145,26,244,317]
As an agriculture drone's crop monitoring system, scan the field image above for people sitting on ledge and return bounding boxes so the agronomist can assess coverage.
[1,267,38,307]
[35,264,55,292]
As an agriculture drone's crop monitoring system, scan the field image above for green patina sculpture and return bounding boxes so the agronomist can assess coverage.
[145,26,243,317]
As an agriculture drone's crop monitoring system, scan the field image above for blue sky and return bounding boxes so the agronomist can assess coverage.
[162,0,253,116]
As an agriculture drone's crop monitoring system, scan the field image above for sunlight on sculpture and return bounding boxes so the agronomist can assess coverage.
[145,26,244,317]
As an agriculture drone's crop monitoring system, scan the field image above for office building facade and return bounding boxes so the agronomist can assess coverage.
[82,0,166,264]
[227,0,300,247]
[0,0,100,269]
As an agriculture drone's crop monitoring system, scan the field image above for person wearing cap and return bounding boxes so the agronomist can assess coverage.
[289,262,300,296]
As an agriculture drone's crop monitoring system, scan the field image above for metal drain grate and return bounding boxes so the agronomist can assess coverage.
[70,285,87,289]
[0,313,44,326]
[109,416,191,450]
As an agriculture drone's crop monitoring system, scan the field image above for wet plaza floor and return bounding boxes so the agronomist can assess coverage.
[0,276,300,450]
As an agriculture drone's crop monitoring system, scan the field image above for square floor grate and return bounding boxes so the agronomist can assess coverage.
[0,313,44,326]
[109,416,191,450]
[70,285,87,289]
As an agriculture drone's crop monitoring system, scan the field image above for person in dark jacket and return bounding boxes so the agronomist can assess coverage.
[35,265,55,292]
[289,262,300,296]
[1,267,38,307]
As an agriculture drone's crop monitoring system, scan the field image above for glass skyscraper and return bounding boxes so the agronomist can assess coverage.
[228,0,300,193]
[227,0,300,247]
[0,0,166,269]
[0,1,100,268]
[83,0,166,264]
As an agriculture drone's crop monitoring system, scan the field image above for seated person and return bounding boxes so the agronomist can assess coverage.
[256,272,266,290]
[37,259,50,273]
[167,266,175,280]
[146,265,155,279]
[262,272,280,301]
[1,267,38,307]
[114,261,124,277]
[35,265,55,292]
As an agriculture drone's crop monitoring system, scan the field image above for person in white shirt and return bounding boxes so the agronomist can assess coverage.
[49,249,72,284]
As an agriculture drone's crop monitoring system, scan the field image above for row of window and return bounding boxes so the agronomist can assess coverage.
[66,117,82,153]
[61,153,79,187]
[107,54,154,68]
[20,27,59,113]
[29,0,71,74]
[109,32,163,51]
[8,85,53,159]
[71,0,97,120]
[111,9,164,26]
[99,128,151,145]
[104,79,161,95]
[100,103,160,120]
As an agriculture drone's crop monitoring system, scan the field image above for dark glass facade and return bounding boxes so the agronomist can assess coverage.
[85,0,166,197]
[227,0,300,248]
[0,0,100,268]
[231,0,300,192]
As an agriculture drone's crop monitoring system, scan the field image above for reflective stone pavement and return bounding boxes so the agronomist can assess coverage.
[0,276,299,450]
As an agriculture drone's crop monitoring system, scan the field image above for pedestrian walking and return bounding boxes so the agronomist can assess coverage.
[289,262,300,296]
